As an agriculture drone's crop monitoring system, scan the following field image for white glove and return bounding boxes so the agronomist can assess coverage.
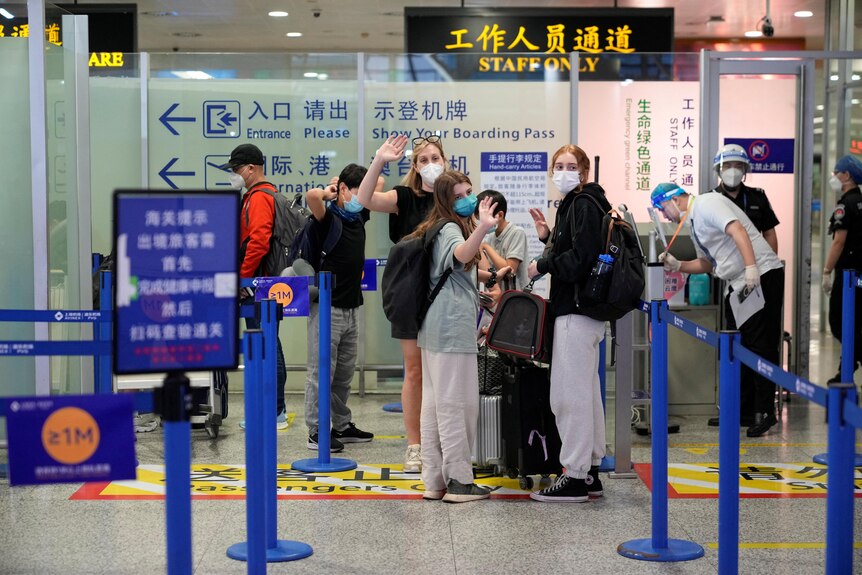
[659,252,681,272]
[744,264,761,291]
[822,270,834,296]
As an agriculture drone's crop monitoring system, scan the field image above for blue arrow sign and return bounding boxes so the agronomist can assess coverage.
[158,158,195,189]
[159,103,196,136]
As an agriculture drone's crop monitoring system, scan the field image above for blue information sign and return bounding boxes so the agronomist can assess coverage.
[361,259,377,291]
[6,394,136,486]
[254,276,311,316]
[724,138,795,174]
[113,191,240,374]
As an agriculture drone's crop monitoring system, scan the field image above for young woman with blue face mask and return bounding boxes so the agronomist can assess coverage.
[356,134,450,473]
[406,170,498,502]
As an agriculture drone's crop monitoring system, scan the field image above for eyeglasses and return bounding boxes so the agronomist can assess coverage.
[412,135,440,147]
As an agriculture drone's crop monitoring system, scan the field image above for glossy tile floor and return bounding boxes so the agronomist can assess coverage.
[1,324,861,575]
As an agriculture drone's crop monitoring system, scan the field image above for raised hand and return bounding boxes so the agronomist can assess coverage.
[375,134,409,163]
[529,207,550,241]
[477,197,498,231]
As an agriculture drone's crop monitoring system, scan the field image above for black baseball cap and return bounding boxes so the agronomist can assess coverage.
[219,143,264,170]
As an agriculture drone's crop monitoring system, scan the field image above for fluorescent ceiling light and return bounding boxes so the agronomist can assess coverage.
[794,11,814,18]
[286,32,302,37]
[304,72,319,78]
[317,73,329,80]
[853,74,861,81]
[744,30,763,38]
[0,8,14,19]
[171,70,213,80]
[853,99,861,105]
[268,11,288,17]
[816,105,824,110]
[831,74,840,81]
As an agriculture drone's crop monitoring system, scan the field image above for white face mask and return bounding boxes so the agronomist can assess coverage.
[830,174,844,193]
[228,172,245,190]
[552,170,581,195]
[720,167,744,188]
[419,163,444,187]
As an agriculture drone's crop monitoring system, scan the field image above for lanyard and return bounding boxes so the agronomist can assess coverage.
[666,196,694,252]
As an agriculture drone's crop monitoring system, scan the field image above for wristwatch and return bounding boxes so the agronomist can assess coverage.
[486,269,498,289]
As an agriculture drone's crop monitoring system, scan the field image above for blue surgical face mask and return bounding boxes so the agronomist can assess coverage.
[343,195,364,213]
[453,194,478,217]
[486,226,497,236]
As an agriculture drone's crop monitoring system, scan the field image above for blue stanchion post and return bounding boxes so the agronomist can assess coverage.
[825,381,855,575]
[618,300,704,563]
[162,371,193,575]
[598,337,615,472]
[228,331,267,572]
[814,269,862,466]
[96,270,113,394]
[718,331,741,575]
[292,272,356,473]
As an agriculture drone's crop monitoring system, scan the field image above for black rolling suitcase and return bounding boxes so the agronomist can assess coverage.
[501,365,562,489]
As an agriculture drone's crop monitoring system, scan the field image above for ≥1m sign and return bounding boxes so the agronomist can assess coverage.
[112,191,240,374]
[6,395,136,486]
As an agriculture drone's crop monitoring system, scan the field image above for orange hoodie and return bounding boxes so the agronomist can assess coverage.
[240,182,277,278]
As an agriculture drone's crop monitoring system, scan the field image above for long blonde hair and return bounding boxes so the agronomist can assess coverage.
[409,171,480,270]
[401,140,448,192]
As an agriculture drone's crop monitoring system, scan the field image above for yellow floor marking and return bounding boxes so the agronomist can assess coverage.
[684,448,709,455]
[634,442,862,448]
[374,435,407,440]
[707,542,862,549]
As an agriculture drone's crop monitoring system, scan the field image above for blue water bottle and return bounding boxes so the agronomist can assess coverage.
[585,253,615,301]
[688,273,710,305]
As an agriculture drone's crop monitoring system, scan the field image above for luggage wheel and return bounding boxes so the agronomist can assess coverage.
[205,422,219,439]
[519,476,534,490]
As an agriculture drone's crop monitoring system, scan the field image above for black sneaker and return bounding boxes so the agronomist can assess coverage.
[332,422,373,443]
[708,415,755,427]
[441,479,491,503]
[529,474,588,502]
[746,412,777,438]
[307,433,344,452]
[587,466,604,498]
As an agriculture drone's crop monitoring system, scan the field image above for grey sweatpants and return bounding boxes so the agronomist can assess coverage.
[551,313,606,479]
[304,303,358,435]
[420,349,479,491]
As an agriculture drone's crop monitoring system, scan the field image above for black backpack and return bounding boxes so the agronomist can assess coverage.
[381,219,453,334]
[289,211,344,272]
[240,182,308,276]
[573,193,645,322]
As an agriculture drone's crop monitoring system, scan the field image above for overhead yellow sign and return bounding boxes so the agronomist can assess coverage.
[71,463,530,500]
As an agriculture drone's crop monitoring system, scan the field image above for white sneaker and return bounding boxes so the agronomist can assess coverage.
[403,444,421,473]
[134,413,160,433]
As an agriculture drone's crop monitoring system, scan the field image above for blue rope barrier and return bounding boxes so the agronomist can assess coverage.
[842,399,862,430]
[0,340,111,356]
[0,390,153,417]
[733,345,829,409]
[0,309,112,322]
[660,307,720,348]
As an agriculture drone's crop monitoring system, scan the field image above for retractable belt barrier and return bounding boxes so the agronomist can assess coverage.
[617,276,862,574]
[229,278,313,569]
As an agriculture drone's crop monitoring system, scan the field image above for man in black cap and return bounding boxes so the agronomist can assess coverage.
[823,154,862,383]
[224,143,289,430]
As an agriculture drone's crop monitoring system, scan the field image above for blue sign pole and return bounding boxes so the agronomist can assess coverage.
[619,300,703,562]
[292,272,356,473]
[228,331,266,572]
[97,270,113,394]
[825,381,855,575]
[718,331,741,575]
[258,299,313,562]
[598,337,614,472]
[162,372,193,575]
[814,270,862,466]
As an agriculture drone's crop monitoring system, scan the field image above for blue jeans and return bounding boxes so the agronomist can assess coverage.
[243,297,287,416]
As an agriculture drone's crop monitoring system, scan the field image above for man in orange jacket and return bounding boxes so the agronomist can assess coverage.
[223,143,288,430]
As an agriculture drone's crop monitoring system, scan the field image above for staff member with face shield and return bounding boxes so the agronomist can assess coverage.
[709,144,779,253]
[652,183,784,437]
[823,155,862,382]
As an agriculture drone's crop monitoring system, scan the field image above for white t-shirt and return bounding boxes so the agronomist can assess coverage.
[687,192,783,293]
[486,222,530,290]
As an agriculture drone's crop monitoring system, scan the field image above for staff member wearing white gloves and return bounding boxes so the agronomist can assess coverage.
[651,182,785,437]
